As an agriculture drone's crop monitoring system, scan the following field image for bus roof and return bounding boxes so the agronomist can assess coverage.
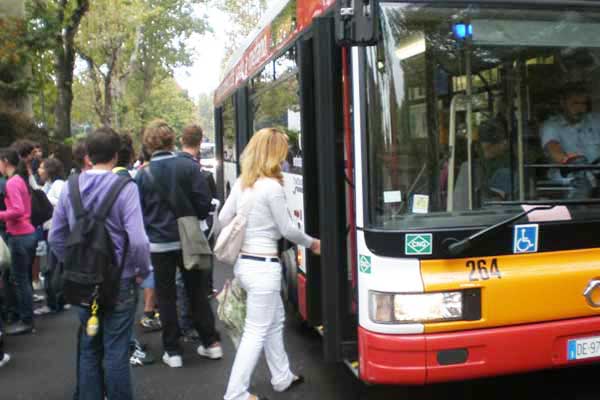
[214,0,335,106]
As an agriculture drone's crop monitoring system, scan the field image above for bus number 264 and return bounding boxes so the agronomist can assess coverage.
[466,259,502,281]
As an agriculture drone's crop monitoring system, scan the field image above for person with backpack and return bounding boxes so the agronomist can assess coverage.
[136,119,221,368]
[49,127,151,400]
[0,148,37,336]
[11,140,52,297]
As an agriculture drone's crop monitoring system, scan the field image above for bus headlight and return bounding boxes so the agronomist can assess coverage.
[369,291,463,323]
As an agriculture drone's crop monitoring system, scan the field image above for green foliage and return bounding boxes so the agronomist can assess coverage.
[75,0,207,129]
[214,0,268,68]
[122,77,199,138]
[197,92,214,140]
[0,110,48,147]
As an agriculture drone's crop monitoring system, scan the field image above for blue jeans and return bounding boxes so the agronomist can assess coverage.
[76,280,137,400]
[7,233,37,324]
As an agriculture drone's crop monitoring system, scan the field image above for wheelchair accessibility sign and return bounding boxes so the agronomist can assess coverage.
[513,224,539,254]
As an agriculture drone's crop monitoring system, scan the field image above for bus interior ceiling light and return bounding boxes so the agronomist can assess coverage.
[369,291,463,323]
[396,33,426,61]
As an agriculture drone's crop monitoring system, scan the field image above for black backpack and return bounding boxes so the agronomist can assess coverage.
[62,174,131,308]
[30,188,53,227]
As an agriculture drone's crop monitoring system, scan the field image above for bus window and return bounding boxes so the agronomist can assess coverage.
[252,51,302,174]
[365,3,600,230]
[222,96,236,162]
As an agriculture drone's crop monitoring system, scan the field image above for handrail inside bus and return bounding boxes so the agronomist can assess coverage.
[446,93,467,212]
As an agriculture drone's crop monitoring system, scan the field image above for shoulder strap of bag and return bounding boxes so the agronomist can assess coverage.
[68,174,85,219]
[96,176,132,220]
[236,187,255,218]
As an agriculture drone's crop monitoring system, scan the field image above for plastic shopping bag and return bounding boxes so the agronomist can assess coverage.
[216,278,246,348]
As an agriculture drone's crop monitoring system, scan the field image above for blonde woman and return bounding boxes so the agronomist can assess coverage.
[221,128,321,400]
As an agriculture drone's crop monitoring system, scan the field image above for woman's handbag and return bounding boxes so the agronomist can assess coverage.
[216,278,246,348]
[213,189,254,265]
[0,235,10,272]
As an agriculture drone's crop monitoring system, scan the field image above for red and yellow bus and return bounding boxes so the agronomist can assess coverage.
[213,0,600,384]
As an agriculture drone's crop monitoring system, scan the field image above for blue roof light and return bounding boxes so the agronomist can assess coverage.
[453,23,472,40]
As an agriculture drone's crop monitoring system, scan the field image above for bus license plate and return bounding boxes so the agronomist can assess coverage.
[567,336,600,361]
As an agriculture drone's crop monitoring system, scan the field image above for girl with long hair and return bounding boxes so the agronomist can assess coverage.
[221,128,321,400]
[0,148,37,335]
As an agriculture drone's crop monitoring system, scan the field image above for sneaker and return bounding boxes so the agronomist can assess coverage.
[162,352,183,368]
[182,328,201,343]
[140,316,162,332]
[0,353,11,368]
[130,343,155,366]
[197,342,223,360]
[33,294,45,303]
[34,306,53,316]
[5,321,34,336]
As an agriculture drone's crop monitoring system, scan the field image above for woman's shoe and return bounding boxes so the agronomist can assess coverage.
[274,375,305,392]
[249,395,268,400]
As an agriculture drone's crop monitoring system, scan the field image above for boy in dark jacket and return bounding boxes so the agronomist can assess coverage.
[136,119,221,368]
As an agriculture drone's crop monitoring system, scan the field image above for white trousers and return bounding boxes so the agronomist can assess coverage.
[224,258,295,400]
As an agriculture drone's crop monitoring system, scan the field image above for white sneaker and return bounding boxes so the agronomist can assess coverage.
[162,352,182,368]
[0,353,11,368]
[34,306,52,316]
[197,343,223,360]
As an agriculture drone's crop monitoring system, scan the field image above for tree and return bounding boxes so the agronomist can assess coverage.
[197,92,214,140]
[129,0,207,129]
[76,0,207,130]
[76,0,143,127]
[121,77,199,139]
[214,0,267,69]
[40,0,90,140]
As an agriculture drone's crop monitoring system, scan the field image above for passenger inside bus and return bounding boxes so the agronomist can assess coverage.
[541,83,600,198]
[479,117,511,199]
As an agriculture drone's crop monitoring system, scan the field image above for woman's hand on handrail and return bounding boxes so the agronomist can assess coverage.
[310,239,321,255]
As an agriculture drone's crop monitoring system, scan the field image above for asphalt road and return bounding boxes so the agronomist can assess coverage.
[3,263,600,400]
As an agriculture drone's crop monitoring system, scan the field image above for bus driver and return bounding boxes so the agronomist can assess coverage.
[541,83,600,197]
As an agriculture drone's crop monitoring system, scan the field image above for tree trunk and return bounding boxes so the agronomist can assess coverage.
[53,0,89,140]
[54,48,73,139]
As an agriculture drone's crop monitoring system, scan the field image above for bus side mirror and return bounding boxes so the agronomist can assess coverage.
[335,0,380,46]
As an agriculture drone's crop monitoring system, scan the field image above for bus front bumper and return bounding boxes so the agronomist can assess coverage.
[358,316,600,384]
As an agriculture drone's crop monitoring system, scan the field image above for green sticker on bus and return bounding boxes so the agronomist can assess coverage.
[405,234,433,255]
[359,255,372,274]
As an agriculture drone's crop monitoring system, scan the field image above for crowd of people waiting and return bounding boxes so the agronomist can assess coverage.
[0,120,321,400]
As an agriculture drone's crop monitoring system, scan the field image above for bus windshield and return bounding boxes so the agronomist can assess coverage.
[366,3,600,230]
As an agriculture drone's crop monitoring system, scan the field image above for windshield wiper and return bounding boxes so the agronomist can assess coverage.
[447,205,556,256]
[485,199,600,206]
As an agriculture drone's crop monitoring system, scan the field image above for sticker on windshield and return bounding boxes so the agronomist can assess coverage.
[384,190,402,204]
[358,255,372,274]
[405,233,433,255]
[513,224,539,254]
[412,194,429,214]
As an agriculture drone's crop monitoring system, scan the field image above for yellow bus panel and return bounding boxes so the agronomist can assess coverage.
[420,249,600,333]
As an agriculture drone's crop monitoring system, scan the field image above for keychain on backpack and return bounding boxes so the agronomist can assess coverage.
[86,299,100,337]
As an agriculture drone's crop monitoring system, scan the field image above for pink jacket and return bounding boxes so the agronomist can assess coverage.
[0,175,35,236]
